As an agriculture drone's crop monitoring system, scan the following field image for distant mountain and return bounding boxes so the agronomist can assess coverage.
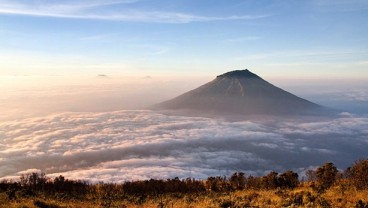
[152,69,329,117]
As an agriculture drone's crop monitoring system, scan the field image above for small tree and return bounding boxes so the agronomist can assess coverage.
[316,162,338,191]
[350,159,368,190]
[20,172,47,189]
[278,171,299,189]
[230,172,246,190]
[206,176,227,192]
[262,171,278,189]
[246,175,261,189]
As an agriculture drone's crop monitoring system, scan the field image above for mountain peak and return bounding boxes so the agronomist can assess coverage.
[153,68,326,117]
[217,69,260,79]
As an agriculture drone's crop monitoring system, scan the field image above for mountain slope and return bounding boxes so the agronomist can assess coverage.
[153,69,326,116]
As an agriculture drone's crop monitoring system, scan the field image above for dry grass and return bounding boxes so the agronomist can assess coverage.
[1,183,367,208]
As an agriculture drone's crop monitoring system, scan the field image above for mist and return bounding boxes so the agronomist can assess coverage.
[0,75,208,121]
[271,78,368,114]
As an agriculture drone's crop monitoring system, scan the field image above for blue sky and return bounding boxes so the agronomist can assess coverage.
[0,0,368,78]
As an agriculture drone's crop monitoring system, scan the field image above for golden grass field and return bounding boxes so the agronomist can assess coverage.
[1,182,367,208]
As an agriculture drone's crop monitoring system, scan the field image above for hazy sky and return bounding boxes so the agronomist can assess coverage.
[0,0,367,78]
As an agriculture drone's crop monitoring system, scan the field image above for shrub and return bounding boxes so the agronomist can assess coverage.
[229,172,246,190]
[262,171,278,189]
[278,170,299,189]
[316,162,338,191]
[350,159,368,190]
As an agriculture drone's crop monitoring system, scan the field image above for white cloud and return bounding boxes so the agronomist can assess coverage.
[0,0,139,14]
[0,0,269,23]
[0,110,367,182]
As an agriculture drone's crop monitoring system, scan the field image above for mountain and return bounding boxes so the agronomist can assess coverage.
[152,69,328,117]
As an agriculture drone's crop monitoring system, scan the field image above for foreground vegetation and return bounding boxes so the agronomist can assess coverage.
[1,159,368,208]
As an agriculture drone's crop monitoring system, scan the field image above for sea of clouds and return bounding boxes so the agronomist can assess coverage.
[1,110,367,183]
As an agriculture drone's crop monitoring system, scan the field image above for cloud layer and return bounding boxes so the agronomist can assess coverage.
[1,110,367,182]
